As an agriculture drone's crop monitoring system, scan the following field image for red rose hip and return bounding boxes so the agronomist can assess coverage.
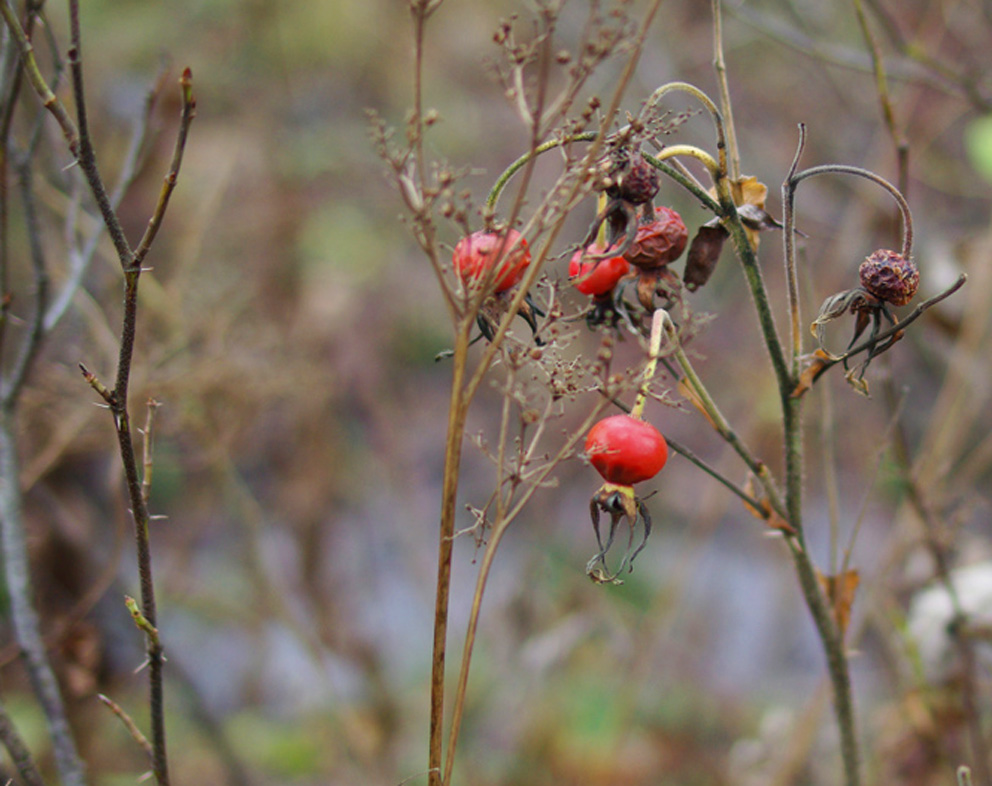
[569,244,631,296]
[452,229,531,293]
[585,414,668,486]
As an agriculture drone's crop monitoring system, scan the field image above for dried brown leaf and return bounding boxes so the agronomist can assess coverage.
[791,349,834,398]
[741,474,796,535]
[684,222,728,292]
[732,175,768,209]
[730,176,769,250]
[817,569,861,636]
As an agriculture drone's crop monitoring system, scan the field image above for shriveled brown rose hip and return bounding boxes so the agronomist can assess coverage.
[624,206,688,270]
[859,249,919,307]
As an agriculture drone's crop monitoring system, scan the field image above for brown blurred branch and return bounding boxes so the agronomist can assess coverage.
[728,3,992,111]
[0,4,88,784]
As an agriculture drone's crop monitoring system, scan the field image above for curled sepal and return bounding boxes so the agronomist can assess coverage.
[844,365,873,397]
[810,287,878,355]
[811,283,906,391]
[586,483,653,585]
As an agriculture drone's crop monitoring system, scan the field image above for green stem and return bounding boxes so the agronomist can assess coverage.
[658,310,787,520]
[640,81,728,177]
[775,134,871,786]
[788,163,913,259]
[652,143,720,180]
[642,152,720,212]
[784,533,861,786]
[486,134,590,211]
[710,0,740,180]
[715,177,792,396]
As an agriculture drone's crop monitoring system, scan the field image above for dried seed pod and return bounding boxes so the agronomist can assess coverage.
[859,249,919,306]
[616,152,660,205]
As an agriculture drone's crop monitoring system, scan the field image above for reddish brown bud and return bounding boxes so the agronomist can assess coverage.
[616,152,660,205]
[859,249,919,306]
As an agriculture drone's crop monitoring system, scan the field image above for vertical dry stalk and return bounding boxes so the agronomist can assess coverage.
[0,3,195,784]
[391,3,971,786]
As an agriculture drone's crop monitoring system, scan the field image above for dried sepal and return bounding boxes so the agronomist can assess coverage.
[685,176,783,293]
[844,365,872,397]
[632,265,682,313]
[737,203,786,233]
[810,288,878,354]
[586,482,652,585]
[728,175,768,210]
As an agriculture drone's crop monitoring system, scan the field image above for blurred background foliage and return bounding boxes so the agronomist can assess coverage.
[5,0,992,784]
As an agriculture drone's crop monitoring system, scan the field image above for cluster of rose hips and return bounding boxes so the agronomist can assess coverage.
[449,146,692,582]
[449,141,924,581]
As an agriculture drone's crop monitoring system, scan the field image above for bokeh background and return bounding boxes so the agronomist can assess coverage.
[5,1,992,784]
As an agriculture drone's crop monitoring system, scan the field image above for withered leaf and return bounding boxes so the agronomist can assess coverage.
[737,203,785,232]
[817,568,861,637]
[729,176,769,250]
[791,349,835,398]
[741,473,796,535]
[741,473,763,520]
[684,221,728,292]
[730,175,768,209]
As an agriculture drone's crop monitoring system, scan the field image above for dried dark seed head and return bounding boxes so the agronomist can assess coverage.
[859,249,919,307]
[616,152,659,205]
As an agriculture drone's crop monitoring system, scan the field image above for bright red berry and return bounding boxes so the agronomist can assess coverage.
[858,249,919,306]
[452,229,531,293]
[585,414,668,486]
[568,244,631,296]
[624,206,688,270]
